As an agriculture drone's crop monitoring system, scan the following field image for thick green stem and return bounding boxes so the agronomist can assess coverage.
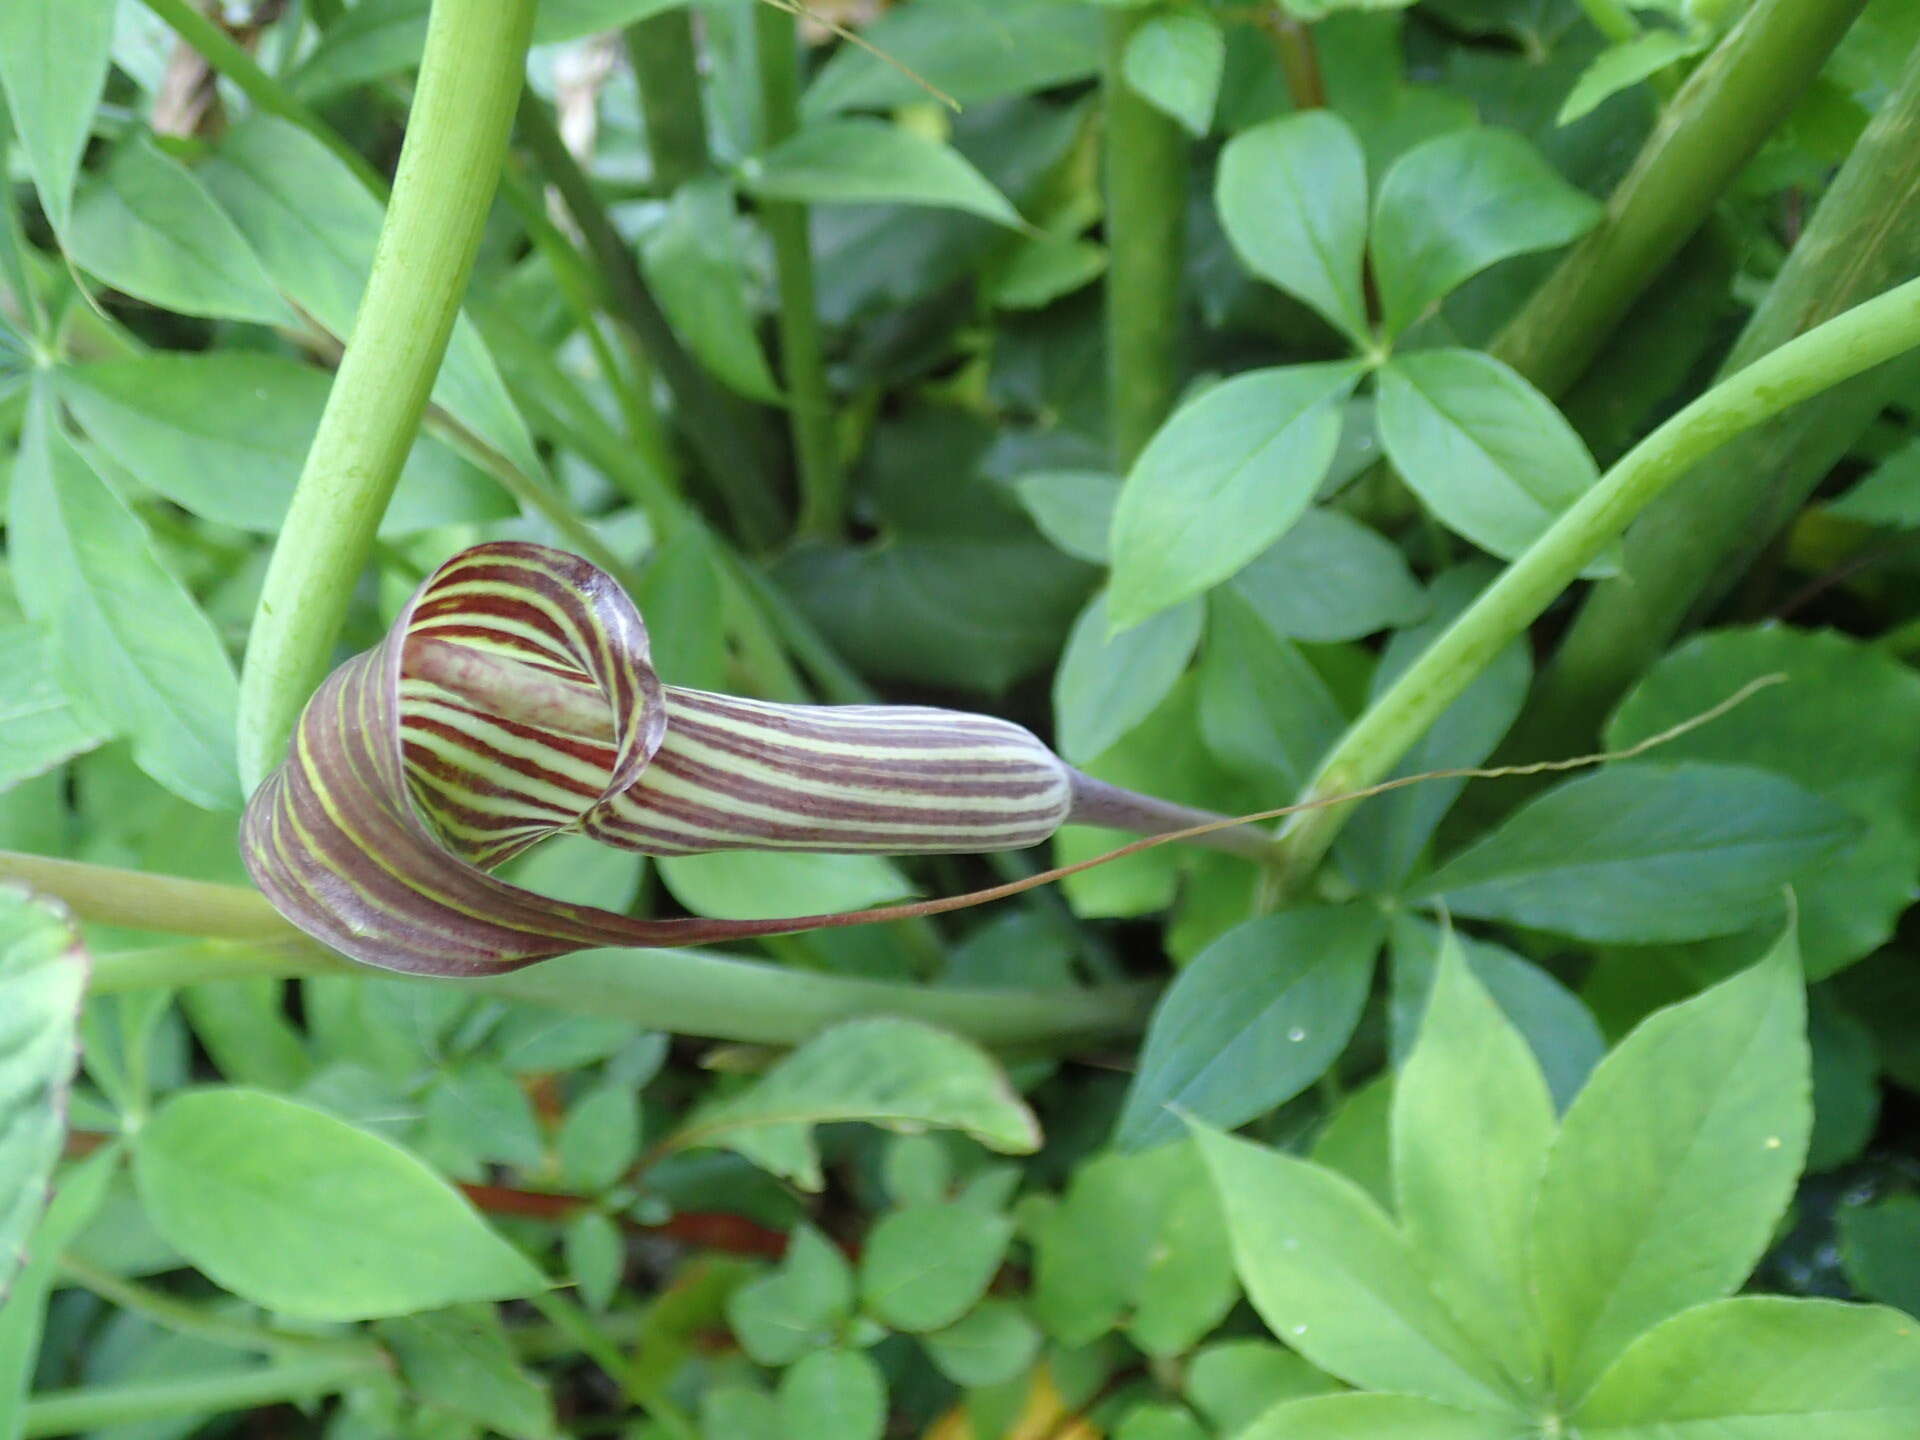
[21,1355,386,1437]
[1103,10,1190,468]
[1525,41,1920,743]
[1491,0,1866,397]
[235,0,535,791]
[627,8,712,193]
[2,853,1155,1047]
[1272,273,1920,893]
[755,5,844,541]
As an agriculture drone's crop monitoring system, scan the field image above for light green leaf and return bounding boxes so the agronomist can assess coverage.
[10,386,239,810]
[1216,112,1371,345]
[425,1060,545,1172]
[745,119,1023,227]
[376,1306,556,1440]
[778,1348,886,1440]
[565,1211,623,1314]
[861,1203,1013,1332]
[642,178,781,403]
[0,0,115,232]
[1193,1124,1517,1411]
[1014,470,1120,563]
[1376,349,1608,569]
[1532,937,1811,1397]
[1559,29,1702,126]
[0,623,109,791]
[657,850,911,922]
[1117,907,1381,1151]
[1124,12,1226,136]
[676,1019,1040,1190]
[1415,762,1858,944]
[924,1300,1041,1388]
[133,1089,547,1321]
[1371,126,1602,335]
[1394,929,1555,1395]
[1225,507,1426,645]
[1054,590,1202,764]
[1185,1341,1342,1434]
[1239,1393,1526,1439]
[727,1226,854,1366]
[556,1081,641,1194]
[65,137,293,326]
[1574,1298,1920,1436]
[57,353,513,535]
[1109,362,1366,628]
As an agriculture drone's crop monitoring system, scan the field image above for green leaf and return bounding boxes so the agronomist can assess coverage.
[564,1211,624,1314]
[1185,1341,1341,1434]
[1014,470,1120,563]
[1116,1404,1209,1440]
[657,851,912,922]
[1531,937,1811,1397]
[677,1019,1040,1191]
[0,622,109,791]
[1393,929,1555,1395]
[1197,589,1346,795]
[1117,906,1381,1151]
[642,178,781,403]
[992,233,1108,310]
[10,386,240,810]
[0,1147,116,1428]
[924,1301,1042,1388]
[1573,1298,1920,1436]
[425,1060,546,1172]
[802,0,1104,114]
[376,1306,556,1440]
[745,119,1023,227]
[861,1202,1013,1332]
[1559,29,1702,126]
[1825,436,1920,527]
[1109,363,1366,627]
[1192,1123,1516,1411]
[727,1225,854,1366]
[57,354,512,535]
[1414,762,1858,944]
[133,1088,547,1321]
[1225,508,1426,645]
[65,137,293,326]
[778,1348,887,1440]
[1376,349,1608,569]
[1053,590,1202,764]
[1127,1166,1239,1357]
[1370,126,1601,335]
[0,887,87,1300]
[0,0,115,232]
[1216,112,1371,345]
[1841,1196,1920,1316]
[1237,1393,1525,1439]
[556,1081,642,1194]
[702,1386,784,1440]
[1123,12,1225,136]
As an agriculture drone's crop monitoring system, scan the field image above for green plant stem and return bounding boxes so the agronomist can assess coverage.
[60,1255,375,1361]
[528,1292,698,1440]
[1271,272,1920,895]
[1523,40,1920,746]
[20,1355,387,1438]
[755,4,844,541]
[235,0,535,792]
[1491,0,1866,397]
[517,97,783,549]
[2,853,1155,1046]
[1258,6,1326,109]
[627,8,712,192]
[1103,9,1190,468]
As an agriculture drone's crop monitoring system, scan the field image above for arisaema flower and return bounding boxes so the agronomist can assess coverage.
[242,542,1266,976]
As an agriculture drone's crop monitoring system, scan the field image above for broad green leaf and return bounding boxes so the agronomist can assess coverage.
[727,1226,854,1366]
[0,1147,116,1431]
[1124,12,1226,136]
[57,354,513,535]
[1193,1124,1517,1411]
[0,623,109,791]
[1117,907,1381,1151]
[1826,437,1920,527]
[0,888,87,1301]
[1109,362,1365,627]
[1216,112,1371,345]
[1559,29,1702,125]
[745,119,1023,227]
[1015,470,1120,563]
[642,178,781,403]
[1394,930,1555,1395]
[1185,1341,1341,1434]
[1370,126,1601,335]
[1841,1196,1920,1316]
[1128,1165,1239,1357]
[1531,938,1811,1397]
[0,0,115,231]
[65,137,293,326]
[133,1089,546,1321]
[658,850,911,922]
[803,0,1104,115]
[1197,590,1346,795]
[924,1301,1042,1388]
[992,232,1108,310]
[1226,508,1426,644]
[1242,1394,1524,1439]
[201,116,542,484]
[860,1202,1013,1332]
[1574,1298,1920,1436]
[376,1306,556,1440]
[1415,762,1858,944]
[778,1348,886,1440]
[1053,590,1202,764]
[675,1019,1039,1191]
[10,387,239,810]
[1376,350,1608,568]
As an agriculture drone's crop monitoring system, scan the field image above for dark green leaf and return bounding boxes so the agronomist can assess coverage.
[1825,437,1920,527]
[1225,508,1426,644]
[745,120,1023,227]
[1840,1196,1920,1317]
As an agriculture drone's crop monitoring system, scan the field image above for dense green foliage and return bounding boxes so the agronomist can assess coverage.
[3,0,1920,1436]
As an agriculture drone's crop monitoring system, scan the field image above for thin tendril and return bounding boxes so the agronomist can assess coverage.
[755,0,961,112]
